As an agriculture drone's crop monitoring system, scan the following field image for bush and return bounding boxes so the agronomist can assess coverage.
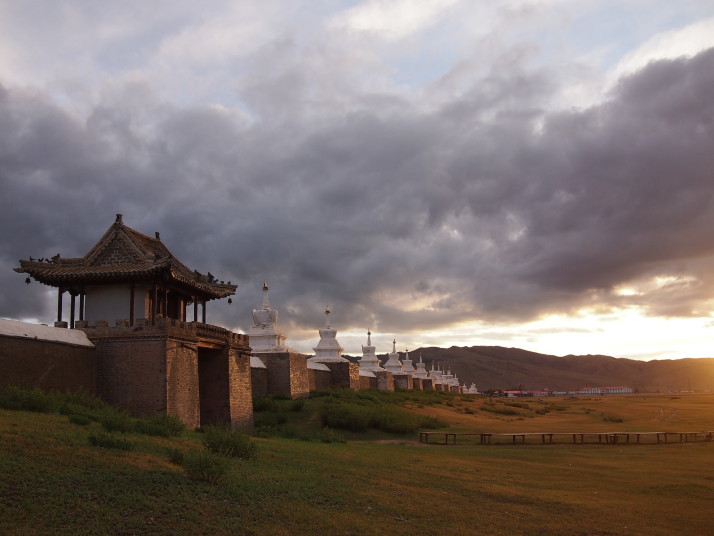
[0,385,56,413]
[166,447,185,466]
[183,451,230,484]
[68,414,92,426]
[319,427,346,443]
[290,399,305,412]
[135,413,185,437]
[88,432,134,451]
[202,426,257,459]
[254,411,287,428]
[99,408,134,433]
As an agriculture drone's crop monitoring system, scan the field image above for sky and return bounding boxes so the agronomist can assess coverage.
[1,0,714,360]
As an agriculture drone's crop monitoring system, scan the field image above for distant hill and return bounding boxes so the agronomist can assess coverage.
[348,346,714,392]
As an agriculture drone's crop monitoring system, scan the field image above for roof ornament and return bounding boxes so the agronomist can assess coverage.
[262,280,270,310]
[367,329,371,346]
[115,214,123,224]
[392,339,396,353]
[325,306,331,328]
[155,232,160,240]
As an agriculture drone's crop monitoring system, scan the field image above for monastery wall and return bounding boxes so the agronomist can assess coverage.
[226,346,254,431]
[374,370,395,391]
[251,367,268,400]
[166,343,200,429]
[309,368,333,391]
[259,351,310,399]
[324,362,360,390]
[393,374,413,390]
[0,334,95,393]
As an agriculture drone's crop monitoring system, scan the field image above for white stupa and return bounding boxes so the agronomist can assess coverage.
[401,348,416,376]
[467,383,480,394]
[309,306,347,363]
[358,330,383,372]
[413,353,429,379]
[428,362,443,384]
[382,339,404,374]
[247,281,288,353]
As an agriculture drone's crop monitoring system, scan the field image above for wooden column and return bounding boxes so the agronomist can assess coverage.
[202,300,206,324]
[193,298,198,322]
[57,289,64,324]
[69,293,76,328]
[79,291,85,321]
[152,284,158,325]
[129,283,135,326]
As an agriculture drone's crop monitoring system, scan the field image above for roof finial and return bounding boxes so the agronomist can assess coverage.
[325,306,331,328]
[392,339,396,353]
[262,280,270,310]
[367,329,371,346]
[155,232,160,240]
[115,214,123,224]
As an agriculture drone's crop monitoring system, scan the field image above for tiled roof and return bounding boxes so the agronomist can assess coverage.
[15,214,236,300]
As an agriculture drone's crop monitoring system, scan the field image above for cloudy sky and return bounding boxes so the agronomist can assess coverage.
[2,1,714,360]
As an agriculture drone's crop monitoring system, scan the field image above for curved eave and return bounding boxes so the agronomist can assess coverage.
[16,261,236,300]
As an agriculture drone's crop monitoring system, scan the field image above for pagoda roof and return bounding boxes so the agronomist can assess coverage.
[15,214,236,300]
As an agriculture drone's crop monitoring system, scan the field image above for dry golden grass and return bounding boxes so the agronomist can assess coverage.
[1,393,713,535]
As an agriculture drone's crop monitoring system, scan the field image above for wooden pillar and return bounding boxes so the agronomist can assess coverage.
[152,284,158,325]
[202,300,206,324]
[57,289,64,324]
[129,283,135,326]
[79,291,85,321]
[193,298,198,322]
[69,293,76,328]
[163,289,168,318]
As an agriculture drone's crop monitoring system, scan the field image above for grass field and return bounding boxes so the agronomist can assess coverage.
[1,391,713,535]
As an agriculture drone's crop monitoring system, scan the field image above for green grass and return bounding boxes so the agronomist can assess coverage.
[1,390,714,535]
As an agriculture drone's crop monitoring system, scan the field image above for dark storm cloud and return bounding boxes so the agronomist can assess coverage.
[2,47,714,340]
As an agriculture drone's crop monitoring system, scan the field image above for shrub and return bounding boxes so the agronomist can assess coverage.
[202,426,257,459]
[252,396,275,412]
[319,427,346,443]
[320,402,371,432]
[88,432,134,451]
[0,385,56,413]
[99,408,134,433]
[166,447,185,466]
[290,399,305,412]
[135,413,185,437]
[183,451,230,484]
[254,411,287,428]
[68,414,92,426]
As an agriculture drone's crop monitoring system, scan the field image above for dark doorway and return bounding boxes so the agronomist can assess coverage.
[197,347,228,427]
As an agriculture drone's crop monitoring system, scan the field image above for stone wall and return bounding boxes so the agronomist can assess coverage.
[251,367,268,400]
[374,370,394,391]
[421,378,434,391]
[411,377,423,390]
[324,362,360,390]
[259,351,310,399]
[166,343,199,428]
[83,319,253,430]
[0,334,95,393]
[308,368,333,391]
[226,345,254,431]
[393,374,413,390]
[359,374,378,390]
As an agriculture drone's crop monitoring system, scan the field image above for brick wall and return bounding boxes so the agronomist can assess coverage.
[0,335,95,393]
[421,378,434,391]
[412,377,423,391]
[374,370,394,391]
[251,367,268,400]
[324,362,360,390]
[226,345,254,431]
[166,343,199,428]
[92,336,167,417]
[259,350,309,399]
[393,374,413,390]
[308,368,332,391]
